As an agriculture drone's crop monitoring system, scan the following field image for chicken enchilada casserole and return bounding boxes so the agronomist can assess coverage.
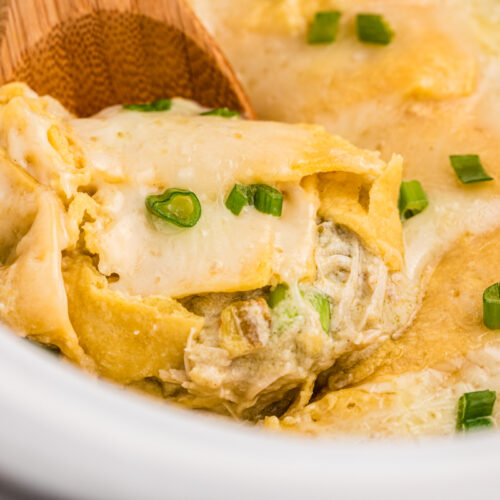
[1,0,500,438]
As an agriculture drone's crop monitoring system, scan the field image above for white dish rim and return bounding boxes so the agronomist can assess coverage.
[0,323,497,500]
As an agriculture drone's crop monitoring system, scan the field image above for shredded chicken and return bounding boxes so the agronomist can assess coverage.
[162,222,419,417]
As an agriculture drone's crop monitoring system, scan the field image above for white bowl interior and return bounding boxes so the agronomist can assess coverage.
[0,324,498,499]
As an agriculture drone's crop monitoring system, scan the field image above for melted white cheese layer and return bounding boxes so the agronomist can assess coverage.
[85,182,317,298]
[404,190,500,281]
[72,101,327,297]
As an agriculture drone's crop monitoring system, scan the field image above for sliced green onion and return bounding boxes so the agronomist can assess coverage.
[457,390,496,431]
[305,292,331,334]
[483,283,500,330]
[123,98,172,112]
[462,417,494,432]
[356,14,394,45]
[225,184,255,215]
[269,285,332,334]
[225,183,283,217]
[267,283,289,309]
[449,155,493,184]
[253,184,283,217]
[307,11,341,44]
[398,180,429,220]
[200,108,240,118]
[146,188,201,228]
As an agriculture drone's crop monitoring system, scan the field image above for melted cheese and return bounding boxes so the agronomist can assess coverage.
[0,84,401,320]
[0,84,89,198]
[84,182,319,297]
[69,103,394,297]
[404,190,500,280]
[190,0,478,124]
[0,85,400,300]
[73,103,386,190]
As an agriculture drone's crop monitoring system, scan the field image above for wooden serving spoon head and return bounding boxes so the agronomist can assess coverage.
[0,0,255,117]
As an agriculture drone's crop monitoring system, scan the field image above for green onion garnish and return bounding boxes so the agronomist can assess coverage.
[123,98,172,112]
[458,390,496,420]
[307,11,341,44]
[483,283,500,330]
[269,285,332,334]
[146,188,201,228]
[267,283,289,308]
[253,184,283,217]
[305,292,331,334]
[462,417,494,431]
[449,155,493,184]
[356,14,394,45]
[398,180,429,220]
[225,184,255,215]
[200,108,240,118]
[457,390,497,431]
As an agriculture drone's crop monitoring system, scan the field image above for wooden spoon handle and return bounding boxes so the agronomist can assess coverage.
[0,0,255,117]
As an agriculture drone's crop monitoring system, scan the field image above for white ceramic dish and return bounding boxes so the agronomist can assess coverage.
[0,323,498,499]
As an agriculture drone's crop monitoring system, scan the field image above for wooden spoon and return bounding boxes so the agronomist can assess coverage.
[0,0,255,118]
